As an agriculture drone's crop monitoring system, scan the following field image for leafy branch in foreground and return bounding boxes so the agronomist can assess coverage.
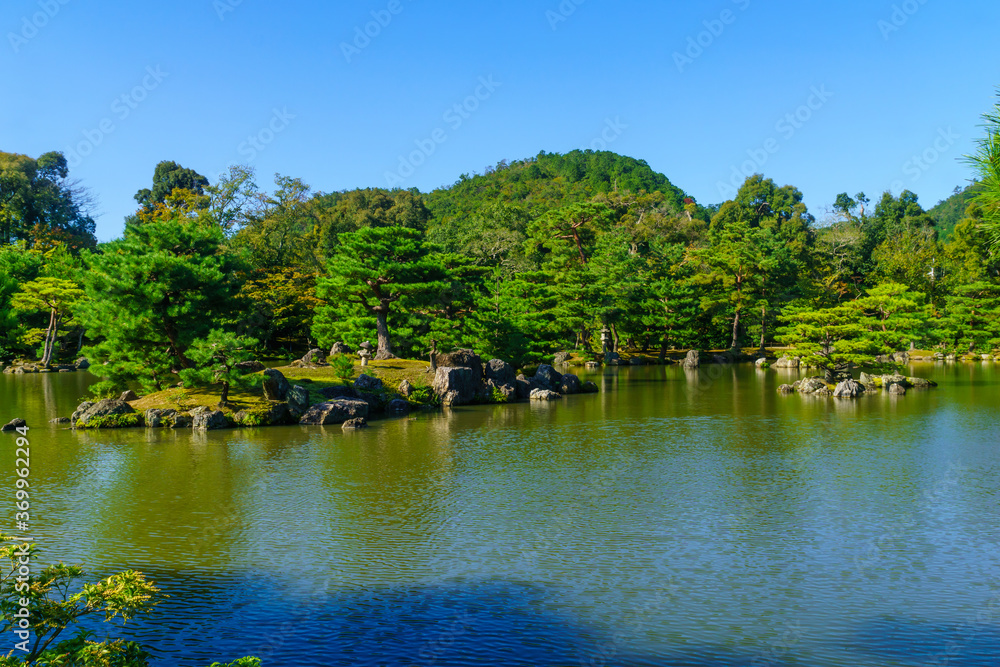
[0,534,259,666]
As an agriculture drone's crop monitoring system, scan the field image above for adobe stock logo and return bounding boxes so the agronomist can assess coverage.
[8,0,71,53]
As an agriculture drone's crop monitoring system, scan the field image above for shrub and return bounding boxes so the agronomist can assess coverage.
[330,354,356,382]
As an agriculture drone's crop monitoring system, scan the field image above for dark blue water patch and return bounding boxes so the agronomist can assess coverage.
[855,615,1000,666]
[90,572,807,667]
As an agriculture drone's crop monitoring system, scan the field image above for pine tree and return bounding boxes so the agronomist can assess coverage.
[777,301,888,382]
[179,330,259,404]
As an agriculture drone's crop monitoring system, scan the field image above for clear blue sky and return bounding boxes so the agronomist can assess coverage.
[3,0,999,241]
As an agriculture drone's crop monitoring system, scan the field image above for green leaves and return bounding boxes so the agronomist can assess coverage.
[179,330,260,403]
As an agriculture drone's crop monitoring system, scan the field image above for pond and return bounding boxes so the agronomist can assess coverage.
[1,363,998,666]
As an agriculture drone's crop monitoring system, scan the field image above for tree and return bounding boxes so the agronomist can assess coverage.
[966,91,1000,247]
[935,282,1000,352]
[10,277,84,366]
[314,226,449,359]
[179,330,259,404]
[79,215,243,394]
[777,300,888,382]
[854,282,928,351]
[134,160,209,210]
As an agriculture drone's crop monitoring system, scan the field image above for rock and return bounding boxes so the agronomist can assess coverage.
[530,388,561,401]
[189,406,213,416]
[235,360,266,373]
[585,361,601,369]
[606,352,622,365]
[435,349,483,381]
[907,377,937,388]
[387,399,411,414]
[319,385,360,400]
[145,409,177,428]
[398,379,415,398]
[329,342,354,356]
[262,368,291,401]
[798,377,828,395]
[945,354,957,362]
[484,359,515,387]
[833,379,866,398]
[71,402,94,424]
[120,390,139,402]
[532,364,563,392]
[774,356,800,369]
[777,384,796,394]
[515,374,535,400]
[75,357,90,370]
[582,381,599,394]
[891,351,910,364]
[982,354,994,361]
[560,374,581,395]
[74,400,134,428]
[359,341,375,352]
[50,417,71,425]
[630,357,646,366]
[432,367,478,406]
[755,357,769,368]
[354,374,384,393]
[232,403,290,427]
[193,410,229,430]
[301,348,325,365]
[553,351,571,365]
[859,372,875,385]
[682,350,700,370]
[299,399,369,425]
[342,418,368,430]
[881,373,911,390]
[889,384,907,395]
[484,379,517,402]
[1,418,26,432]
[170,414,192,429]
[288,385,310,416]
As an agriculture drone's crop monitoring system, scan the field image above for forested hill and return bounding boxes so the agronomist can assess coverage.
[929,181,982,239]
[424,150,695,226]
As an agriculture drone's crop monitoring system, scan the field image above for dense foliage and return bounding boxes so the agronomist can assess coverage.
[3,106,1000,383]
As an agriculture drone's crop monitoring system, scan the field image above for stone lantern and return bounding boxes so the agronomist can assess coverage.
[358,348,371,368]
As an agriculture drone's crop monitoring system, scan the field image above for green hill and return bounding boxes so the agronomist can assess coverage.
[424,150,695,227]
[929,181,981,238]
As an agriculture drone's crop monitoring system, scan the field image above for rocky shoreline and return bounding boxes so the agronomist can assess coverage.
[62,350,599,431]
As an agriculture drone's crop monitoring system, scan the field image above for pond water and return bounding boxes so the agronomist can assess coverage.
[1,364,998,666]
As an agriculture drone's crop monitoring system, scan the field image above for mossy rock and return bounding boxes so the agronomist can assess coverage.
[78,413,145,430]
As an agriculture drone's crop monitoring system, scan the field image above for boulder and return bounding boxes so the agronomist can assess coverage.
[833,379,866,398]
[235,360,266,373]
[515,374,535,400]
[797,377,828,395]
[170,414,192,429]
[606,352,622,365]
[301,348,325,365]
[432,367,478,406]
[485,379,517,402]
[559,374,581,395]
[330,342,354,356]
[299,399,369,425]
[435,349,483,381]
[881,373,911,390]
[859,372,875,385]
[120,390,139,402]
[288,385,310,416]
[74,400,134,428]
[630,357,646,366]
[891,351,910,364]
[398,379,415,398]
[581,381,599,394]
[906,376,936,388]
[75,357,90,370]
[889,384,907,395]
[71,402,94,424]
[319,385,360,400]
[387,399,411,414]
[189,406,213,416]
[1,418,26,432]
[532,364,563,392]
[553,351,571,365]
[193,410,229,430]
[584,361,601,369]
[145,409,177,428]
[232,403,290,427]
[50,417,71,425]
[774,356,800,369]
[530,388,561,401]
[342,418,368,430]
[777,384,796,394]
[682,350,700,370]
[262,368,290,401]
[755,358,769,369]
[484,359,515,387]
[354,374,384,393]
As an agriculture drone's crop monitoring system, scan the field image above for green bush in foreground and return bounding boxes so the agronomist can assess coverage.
[0,534,260,666]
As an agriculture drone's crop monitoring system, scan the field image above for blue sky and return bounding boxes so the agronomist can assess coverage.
[3,0,999,241]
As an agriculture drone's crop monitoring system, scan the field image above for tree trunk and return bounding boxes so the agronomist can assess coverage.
[76,328,85,353]
[220,381,231,404]
[610,323,620,352]
[758,304,767,352]
[730,309,741,351]
[41,309,57,366]
[374,310,395,360]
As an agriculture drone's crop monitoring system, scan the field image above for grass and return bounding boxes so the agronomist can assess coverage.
[131,358,436,416]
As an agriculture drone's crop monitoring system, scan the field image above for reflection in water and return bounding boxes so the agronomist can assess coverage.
[1,364,999,666]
